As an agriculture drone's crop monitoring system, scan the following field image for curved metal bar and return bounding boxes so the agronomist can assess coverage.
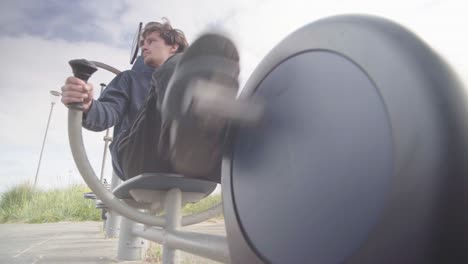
[182,202,223,226]
[89,62,119,182]
[90,61,121,75]
[133,226,230,263]
[69,109,166,226]
[68,58,224,225]
[68,106,222,227]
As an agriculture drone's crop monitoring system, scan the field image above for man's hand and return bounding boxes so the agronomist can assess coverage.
[61,77,94,112]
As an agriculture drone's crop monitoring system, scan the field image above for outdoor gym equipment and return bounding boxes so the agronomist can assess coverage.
[67,15,468,263]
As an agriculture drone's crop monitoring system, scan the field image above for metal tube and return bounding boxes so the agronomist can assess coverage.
[67,59,224,226]
[133,225,164,243]
[90,61,121,75]
[162,188,182,263]
[132,226,230,263]
[99,130,111,182]
[98,83,111,182]
[34,102,55,186]
[169,230,230,263]
[105,209,121,238]
[181,202,223,226]
[68,60,224,227]
[69,109,224,227]
[117,216,147,260]
[68,110,166,226]
[105,171,122,238]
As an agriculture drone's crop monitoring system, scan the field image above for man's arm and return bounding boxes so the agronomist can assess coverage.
[82,72,131,132]
[62,72,131,132]
[61,76,94,112]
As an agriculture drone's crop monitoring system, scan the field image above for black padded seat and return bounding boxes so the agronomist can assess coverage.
[113,173,217,199]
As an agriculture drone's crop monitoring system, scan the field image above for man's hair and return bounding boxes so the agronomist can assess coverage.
[140,18,188,53]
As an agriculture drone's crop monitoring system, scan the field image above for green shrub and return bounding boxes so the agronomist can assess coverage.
[0,183,222,224]
[182,194,222,218]
[0,183,36,222]
[0,184,100,223]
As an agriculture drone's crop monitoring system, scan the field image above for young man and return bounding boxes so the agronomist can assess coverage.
[61,20,239,183]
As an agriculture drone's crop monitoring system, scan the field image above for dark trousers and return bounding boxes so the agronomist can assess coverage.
[115,54,222,183]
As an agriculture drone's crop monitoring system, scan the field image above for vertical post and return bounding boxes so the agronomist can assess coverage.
[105,171,122,238]
[162,188,182,264]
[117,216,147,260]
[99,83,111,182]
[34,103,54,186]
[34,90,61,187]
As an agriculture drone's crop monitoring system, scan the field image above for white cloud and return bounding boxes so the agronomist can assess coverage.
[0,35,127,191]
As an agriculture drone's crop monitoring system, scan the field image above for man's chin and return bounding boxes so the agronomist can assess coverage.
[143,57,152,65]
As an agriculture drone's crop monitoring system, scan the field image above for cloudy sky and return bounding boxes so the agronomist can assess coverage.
[0,0,466,193]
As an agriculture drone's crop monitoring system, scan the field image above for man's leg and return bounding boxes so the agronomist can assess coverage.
[116,84,174,181]
[158,34,240,182]
[116,34,241,183]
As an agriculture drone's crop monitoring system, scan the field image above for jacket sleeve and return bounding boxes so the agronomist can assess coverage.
[82,72,130,132]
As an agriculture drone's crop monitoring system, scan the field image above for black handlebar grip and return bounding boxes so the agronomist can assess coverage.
[67,59,98,111]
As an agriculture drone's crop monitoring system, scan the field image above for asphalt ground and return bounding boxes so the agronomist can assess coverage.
[0,220,226,264]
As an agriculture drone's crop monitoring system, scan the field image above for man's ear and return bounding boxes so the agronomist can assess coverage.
[170,44,180,53]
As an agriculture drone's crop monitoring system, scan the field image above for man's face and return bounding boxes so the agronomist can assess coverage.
[141,31,177,67]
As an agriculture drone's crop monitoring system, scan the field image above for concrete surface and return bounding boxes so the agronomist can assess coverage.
[0,220,226,264]
[0,221,120,264]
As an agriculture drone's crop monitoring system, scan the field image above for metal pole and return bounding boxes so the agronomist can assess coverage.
[34,102,55,187]
[132,224,231,263]
[69,109,219,226]
[117,216,147,260]
[100,131,112,181]
[98,83,112,182]
[162,188,182,264]
[105,171,122,238]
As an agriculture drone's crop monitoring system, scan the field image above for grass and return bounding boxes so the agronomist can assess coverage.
[182,194,222,217]
[0,183,223,224]
[1,183,224,263]
[0,183,100,223]
[146,242,163,263]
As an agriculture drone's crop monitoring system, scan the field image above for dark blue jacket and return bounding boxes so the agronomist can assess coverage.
[82,56,155,177]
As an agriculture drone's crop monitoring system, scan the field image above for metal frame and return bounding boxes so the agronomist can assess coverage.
[104,171,121,238]
[69,60,228,263]
[119,188,230,263]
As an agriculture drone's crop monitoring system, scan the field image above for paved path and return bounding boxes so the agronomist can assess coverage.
[0,220,225,264]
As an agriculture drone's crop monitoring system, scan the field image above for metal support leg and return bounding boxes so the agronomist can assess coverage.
[117,216,147,260]
[105,172,121,238]
[105,210,121,238]
[162,188,182,264]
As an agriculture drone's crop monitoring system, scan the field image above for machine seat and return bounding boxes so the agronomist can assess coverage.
[113,173,217,200]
